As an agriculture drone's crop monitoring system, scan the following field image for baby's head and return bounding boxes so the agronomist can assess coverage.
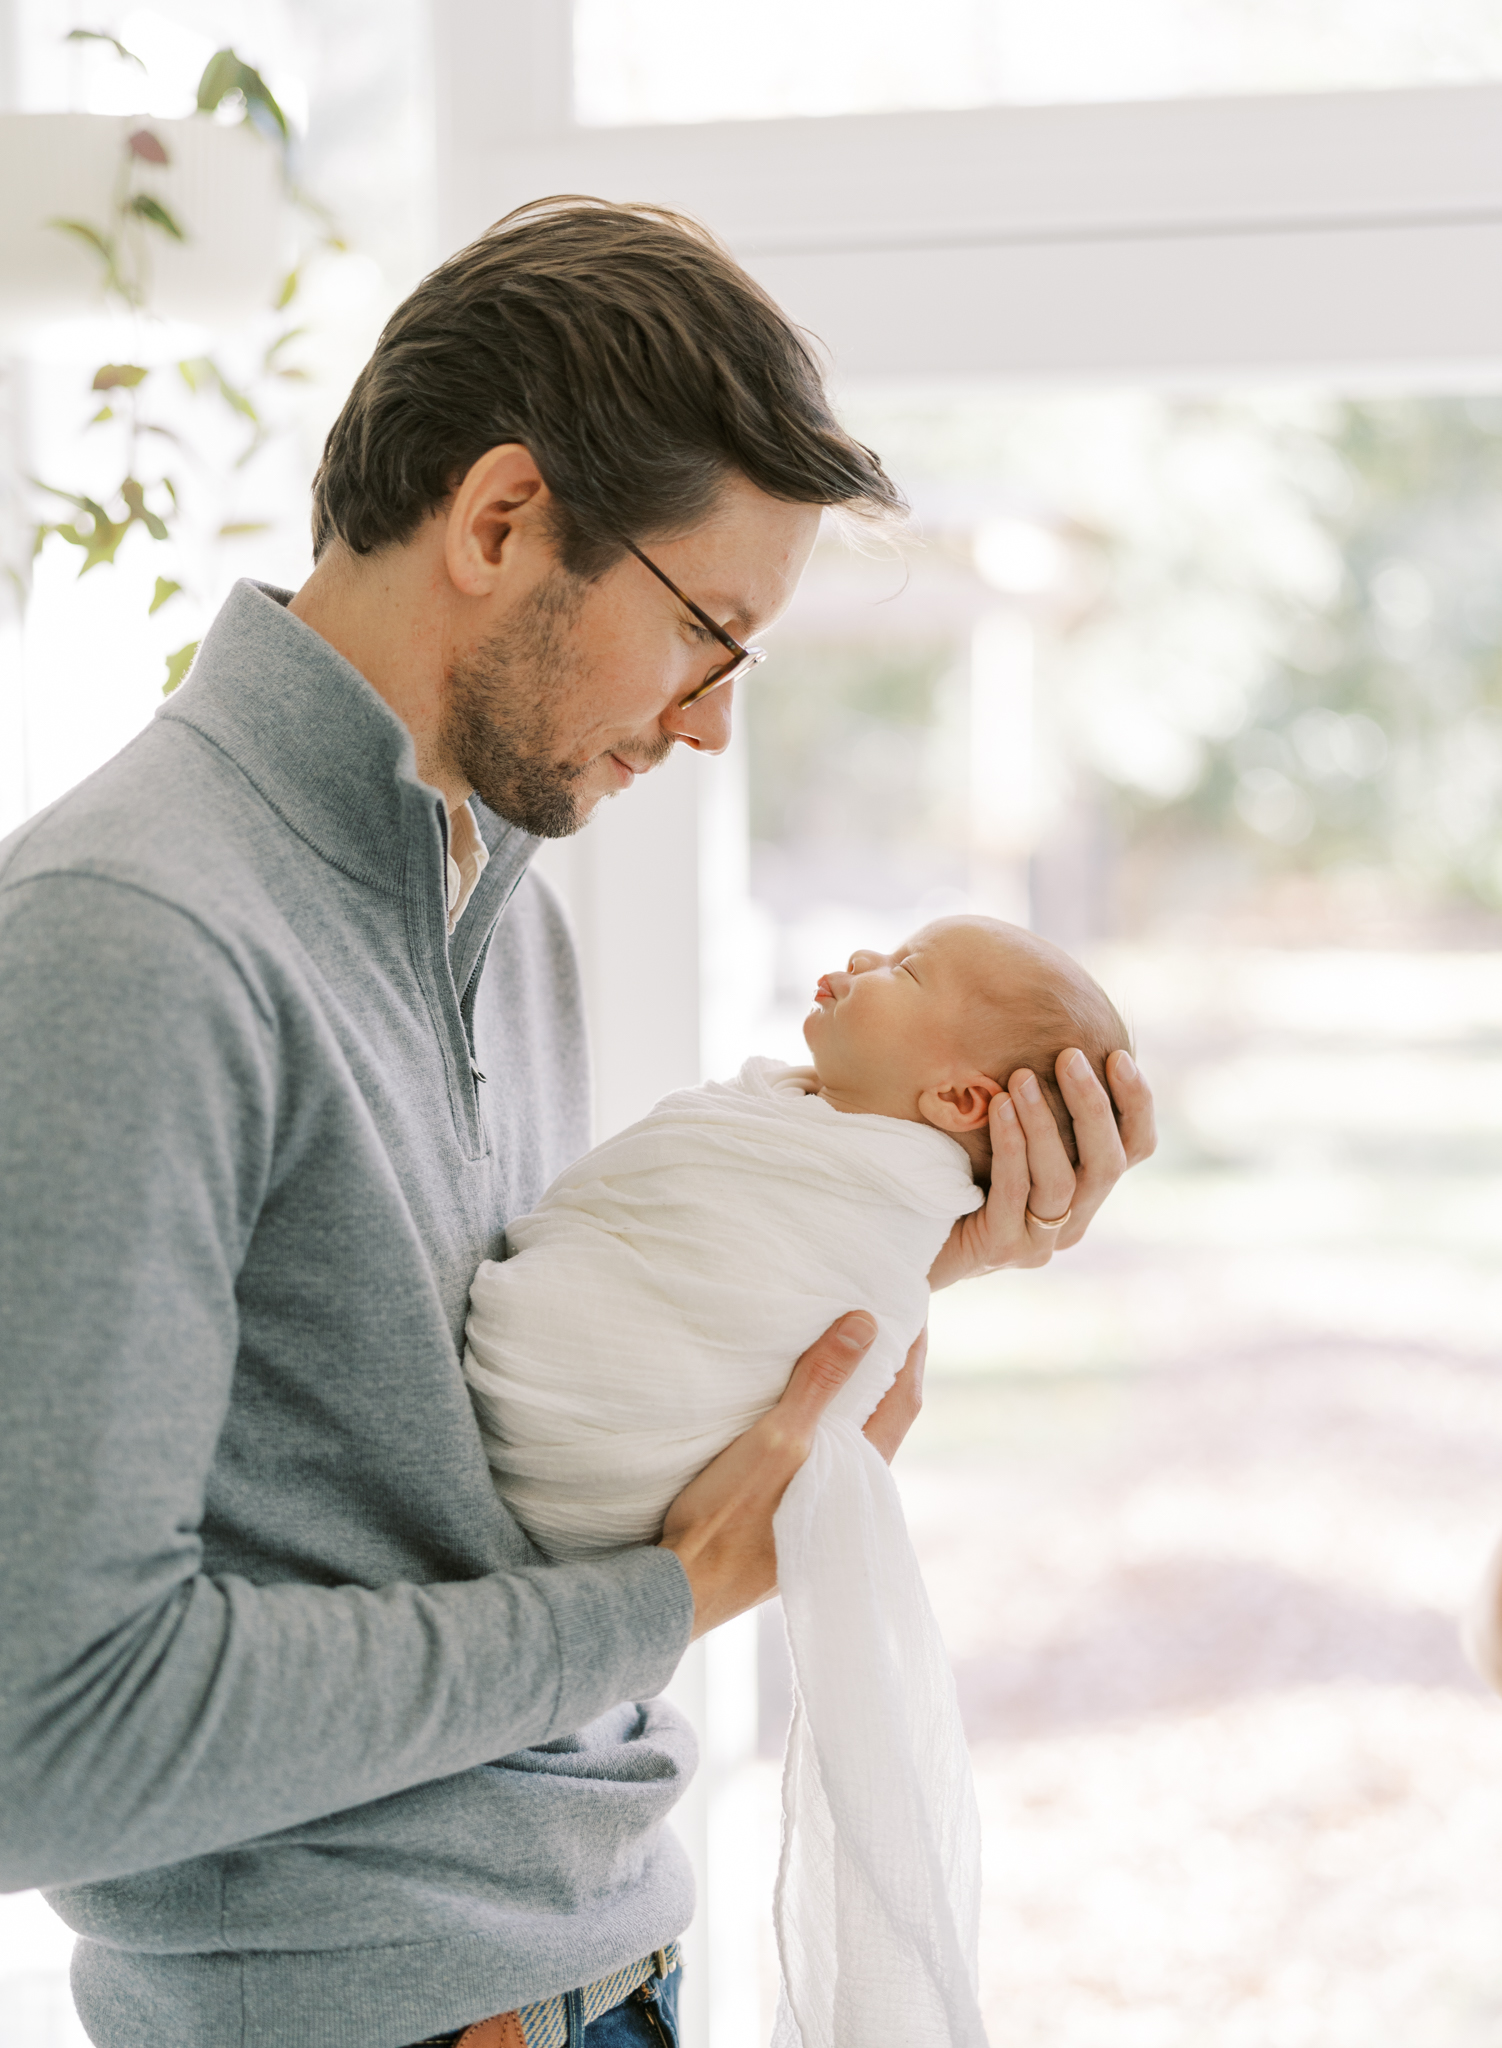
[802,916,1132,1176]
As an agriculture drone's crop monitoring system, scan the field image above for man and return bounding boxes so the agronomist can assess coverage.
[0,199,1153,2046]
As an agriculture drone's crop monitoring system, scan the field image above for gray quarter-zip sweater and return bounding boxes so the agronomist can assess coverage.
[0,580,697,2048]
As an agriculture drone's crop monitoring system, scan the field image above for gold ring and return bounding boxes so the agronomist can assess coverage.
[1025,1205,1072,1231]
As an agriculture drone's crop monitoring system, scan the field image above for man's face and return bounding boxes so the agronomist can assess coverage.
[439,475,821,836]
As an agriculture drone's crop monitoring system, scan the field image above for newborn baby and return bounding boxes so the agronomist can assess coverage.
[799,913,1129,1174]
[465,917,1122,2048]
[467,916,1128,1548]
[463,915,1128,2048]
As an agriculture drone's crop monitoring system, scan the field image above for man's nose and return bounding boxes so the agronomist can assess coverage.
[664,679,736,755]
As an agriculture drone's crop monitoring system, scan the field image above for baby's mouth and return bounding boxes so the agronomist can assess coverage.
[813,976,835,1006]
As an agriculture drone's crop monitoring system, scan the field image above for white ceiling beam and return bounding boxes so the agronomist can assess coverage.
[435,76,1502,381]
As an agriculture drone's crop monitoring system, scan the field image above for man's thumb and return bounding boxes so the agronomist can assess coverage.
[798,1310,877,1400]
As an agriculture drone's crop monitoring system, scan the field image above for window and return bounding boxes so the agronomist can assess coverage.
[723,380,1502,2039]
[575,0,1502,127]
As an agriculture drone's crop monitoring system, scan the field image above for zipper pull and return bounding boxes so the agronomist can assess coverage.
[470,1061,486,1086]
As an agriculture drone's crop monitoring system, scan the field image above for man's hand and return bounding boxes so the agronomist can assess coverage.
[928,1047,1157,1289]
[660,1310,883,1638]
[863,1325,927,1465]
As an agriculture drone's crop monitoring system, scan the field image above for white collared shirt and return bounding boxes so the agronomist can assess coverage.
[445,798,489,932]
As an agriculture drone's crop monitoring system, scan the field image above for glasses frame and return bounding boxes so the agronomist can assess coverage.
[623,538,768,707]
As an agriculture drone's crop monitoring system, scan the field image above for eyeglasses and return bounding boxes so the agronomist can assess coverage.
[623,538,768,707]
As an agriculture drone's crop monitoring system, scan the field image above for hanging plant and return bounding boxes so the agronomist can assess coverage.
[28,29,343,693]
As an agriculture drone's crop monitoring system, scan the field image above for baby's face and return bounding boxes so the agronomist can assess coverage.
[803,918,1015,1122]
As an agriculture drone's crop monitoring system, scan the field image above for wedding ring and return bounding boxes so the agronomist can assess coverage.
[1025,1205,1072,1231]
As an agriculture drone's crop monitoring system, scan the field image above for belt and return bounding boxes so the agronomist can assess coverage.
[410,1942,681,2048]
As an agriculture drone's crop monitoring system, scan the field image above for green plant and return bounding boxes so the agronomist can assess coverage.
[28,30,342,692]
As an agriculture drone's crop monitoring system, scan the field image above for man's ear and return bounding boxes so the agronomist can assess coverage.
[917,1074,1002,1133]
[444,442,552,597]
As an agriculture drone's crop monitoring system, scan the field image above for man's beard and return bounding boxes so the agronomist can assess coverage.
[439,571,669,838]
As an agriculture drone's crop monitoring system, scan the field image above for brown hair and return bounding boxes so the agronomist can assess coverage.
[310,195,906,572]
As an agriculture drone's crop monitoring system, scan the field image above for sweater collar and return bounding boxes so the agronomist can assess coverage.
[160,579,539,932]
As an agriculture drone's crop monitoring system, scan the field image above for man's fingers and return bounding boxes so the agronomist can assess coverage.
[775,1311,876,1433]
[864,1325,927,1464]
[987,1090,1029,1205]
[1107,1048,1157,1165]
[1046,1048,1125,1244]
[1007,1069,1076,1226]
[932,1050,1158,1288]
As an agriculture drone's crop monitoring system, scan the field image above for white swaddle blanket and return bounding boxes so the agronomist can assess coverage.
[464,1057,989,2048]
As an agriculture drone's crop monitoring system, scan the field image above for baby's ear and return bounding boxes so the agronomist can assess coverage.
[918,1074,1002,1133]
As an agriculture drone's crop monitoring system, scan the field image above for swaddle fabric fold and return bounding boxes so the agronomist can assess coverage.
[465,1057,989,2046]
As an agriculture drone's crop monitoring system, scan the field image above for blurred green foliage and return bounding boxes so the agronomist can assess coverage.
[26,31,336,693]
[1094,395,1502,914]
[781,389,1502,929]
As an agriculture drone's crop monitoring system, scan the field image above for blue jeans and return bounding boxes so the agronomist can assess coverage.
[574,1962,680,2046]
[405,1960,681,2047]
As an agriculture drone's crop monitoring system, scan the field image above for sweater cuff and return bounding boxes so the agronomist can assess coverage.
[525,1545,695,1736]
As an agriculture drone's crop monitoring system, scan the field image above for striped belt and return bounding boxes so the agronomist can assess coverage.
[409,1942,681,2047]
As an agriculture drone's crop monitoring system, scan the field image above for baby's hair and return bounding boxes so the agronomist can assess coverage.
[964,927,1133,1170]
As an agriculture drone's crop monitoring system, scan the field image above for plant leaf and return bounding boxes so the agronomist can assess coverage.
[273,265,300,311]
[121,479,171,541]
[214,374,258,424]
[149,576,183,615]
[37,522,84,553]
[163,641,200,696]
[127,127,170,164]
[64,27,144,68]
[48,217,113,260]
[28,477,110,522]
[77,517,128,573]
[218,521,271,536]
[195,48,241,114]
[196,48,289,145]
[263,326,309,366]
[47,218,128,299]
[177,355,257,423]
[92,363,149,391]
[89,404,114,424]
[128,193,187,242]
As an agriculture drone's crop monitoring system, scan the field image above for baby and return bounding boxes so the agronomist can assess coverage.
[462,914,1128,2048]
[797,912,1131,1177]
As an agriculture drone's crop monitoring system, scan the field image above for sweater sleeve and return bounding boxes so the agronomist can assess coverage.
[0,873,693,1891]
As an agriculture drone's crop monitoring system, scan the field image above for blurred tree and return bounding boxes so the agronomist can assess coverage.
[754,389,1502,941]
[1081,395,1502,922]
